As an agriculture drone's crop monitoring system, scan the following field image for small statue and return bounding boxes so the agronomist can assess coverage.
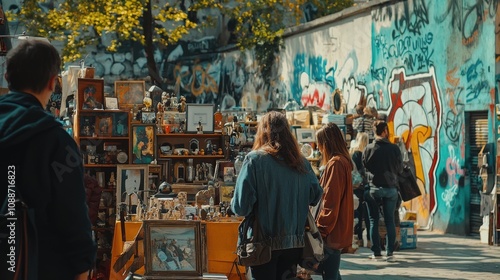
[108,172,116,188]
[197,121,203,134]
[143,91,153,112]
[178,96,187,112]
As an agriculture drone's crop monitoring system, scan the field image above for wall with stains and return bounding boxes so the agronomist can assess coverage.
[277,0,497,234]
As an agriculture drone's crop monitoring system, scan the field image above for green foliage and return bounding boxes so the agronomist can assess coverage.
[7,0,221,64]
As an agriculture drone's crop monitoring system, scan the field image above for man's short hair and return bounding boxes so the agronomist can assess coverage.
[373,120,388,136]
[5,39,61,93]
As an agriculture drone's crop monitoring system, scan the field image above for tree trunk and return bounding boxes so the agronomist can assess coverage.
[143,0,162,86]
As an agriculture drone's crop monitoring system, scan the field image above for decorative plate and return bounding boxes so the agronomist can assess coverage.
[117,151,128,163]
[301,143,313,158]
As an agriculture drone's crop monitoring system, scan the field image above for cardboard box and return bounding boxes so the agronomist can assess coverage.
[400,221,417,249]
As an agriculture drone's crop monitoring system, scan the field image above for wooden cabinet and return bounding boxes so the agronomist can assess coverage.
[73,109,131,262]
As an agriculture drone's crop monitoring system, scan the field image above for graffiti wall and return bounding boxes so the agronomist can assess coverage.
[278,0,497,234]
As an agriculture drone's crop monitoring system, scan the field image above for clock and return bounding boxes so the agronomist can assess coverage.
[117,151,128,163]
[300,143,313,158]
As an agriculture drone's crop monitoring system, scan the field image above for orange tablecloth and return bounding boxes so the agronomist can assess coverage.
[110,220,244,280]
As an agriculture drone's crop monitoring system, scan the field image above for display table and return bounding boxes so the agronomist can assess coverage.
[110,220,245,280]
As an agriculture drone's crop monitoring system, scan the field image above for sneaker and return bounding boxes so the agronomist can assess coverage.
[369,254,383,260]
[385,255,396,262]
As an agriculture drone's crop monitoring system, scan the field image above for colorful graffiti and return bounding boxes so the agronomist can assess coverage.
[386,67,441,226]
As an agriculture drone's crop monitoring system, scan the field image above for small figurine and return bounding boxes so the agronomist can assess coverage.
[108,172,116,188]
[217,148,223,155]
[199,149,205,155]
[197,121,203,134]
[178,96,187,112]
[143,91,153,112]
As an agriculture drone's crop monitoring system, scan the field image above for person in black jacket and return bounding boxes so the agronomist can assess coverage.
[362,120,402,262]
[0,39,96,280]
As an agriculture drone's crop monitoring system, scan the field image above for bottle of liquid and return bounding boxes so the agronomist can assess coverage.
[187,158,194,182]
[214,105,223,131]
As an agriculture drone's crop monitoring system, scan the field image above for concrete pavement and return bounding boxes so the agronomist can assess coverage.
[311,230,500,280]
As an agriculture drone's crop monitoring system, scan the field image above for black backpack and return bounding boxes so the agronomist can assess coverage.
[0,166,38,280]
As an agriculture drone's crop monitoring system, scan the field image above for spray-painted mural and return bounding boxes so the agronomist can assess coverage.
[277,0,496,234]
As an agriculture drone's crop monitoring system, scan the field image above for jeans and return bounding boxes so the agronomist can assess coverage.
[316,247,342,280]
[250,248,301,280]
[364,186,399,256]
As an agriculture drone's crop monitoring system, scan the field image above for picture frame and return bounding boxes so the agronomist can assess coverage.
[148,164,162,195]
[131,124,156,164]
[116,164,148,212]
[213,160,233,181]
[295,128,316,143]
[78,78,104,111]
[143,220,203,277]
[80,116,96,136]
[223,167,235,183]
[185,104,214,133]
[95,115,113,136]
[219,183,235,203]
[111,112,129,137]
[141,111,156,124]
[105,97,119,110]
[115,80,146,109]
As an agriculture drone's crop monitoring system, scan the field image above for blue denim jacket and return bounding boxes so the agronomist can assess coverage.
[231,150,323,250]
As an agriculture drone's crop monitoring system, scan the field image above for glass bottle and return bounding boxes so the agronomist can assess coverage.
[214,105,223,131]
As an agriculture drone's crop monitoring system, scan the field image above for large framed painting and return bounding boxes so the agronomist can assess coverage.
[143,220,203,277]
[131,124,155,164]
[115,80,146,109]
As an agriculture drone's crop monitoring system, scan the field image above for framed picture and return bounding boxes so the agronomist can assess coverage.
[213,160,232,181]
[80,116,96,136]
[95,115,113,136]
[112,112,128,137]
[78,78,104,111]
[219,183,235,203]
[186,104,214,133]
[115,80,146,109]
[223,167,235,183]
[143,220,203,277]
[105,97,119,109]
[131,124,155,164]
[142,111,156,124]
[116,164,148,211]
[295,128,316,143]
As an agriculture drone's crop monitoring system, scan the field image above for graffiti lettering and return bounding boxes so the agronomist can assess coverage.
[460,59,489,102]
[173,61,220,102]
[441,184,459,208]
[392,0,429,39]
[445,145,464,187]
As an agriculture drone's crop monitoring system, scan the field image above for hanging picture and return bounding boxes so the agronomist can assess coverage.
[131,124,155,164]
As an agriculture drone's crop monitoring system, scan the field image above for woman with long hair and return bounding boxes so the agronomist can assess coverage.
[315,122,354,280]
[231,111,323,280]
[350,132,371,248]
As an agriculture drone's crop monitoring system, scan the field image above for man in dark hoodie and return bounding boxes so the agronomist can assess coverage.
[0,39,96,279]
[362,120,402,262]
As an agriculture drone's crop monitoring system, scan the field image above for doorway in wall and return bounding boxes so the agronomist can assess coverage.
[467,111,488,234]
